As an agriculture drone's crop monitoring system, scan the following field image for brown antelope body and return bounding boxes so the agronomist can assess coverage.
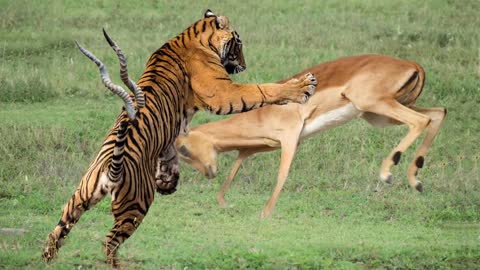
[176,54,447,218]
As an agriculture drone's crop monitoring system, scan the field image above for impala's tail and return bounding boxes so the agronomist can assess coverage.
[396,63,425,107]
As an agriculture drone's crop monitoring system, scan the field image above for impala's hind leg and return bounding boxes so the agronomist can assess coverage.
[104,184,154,267]
[43,173,108,262]
[363,100,431,190]
[406,107,447,192]
[217,150,254,208]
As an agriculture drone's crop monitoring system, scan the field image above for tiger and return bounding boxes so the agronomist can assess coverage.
[42,9,317,266]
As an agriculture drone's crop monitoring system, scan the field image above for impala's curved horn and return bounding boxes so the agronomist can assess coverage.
[75,41,136,121]
[102,28,145,110]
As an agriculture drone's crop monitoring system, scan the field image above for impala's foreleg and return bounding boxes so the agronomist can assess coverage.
[406,107,447,191]
[217,150,254,208]
[261,133,301,219]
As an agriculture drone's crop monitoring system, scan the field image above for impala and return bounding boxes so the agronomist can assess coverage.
[176,54,447,218]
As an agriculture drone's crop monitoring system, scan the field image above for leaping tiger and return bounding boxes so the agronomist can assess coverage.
[42,10,317,267]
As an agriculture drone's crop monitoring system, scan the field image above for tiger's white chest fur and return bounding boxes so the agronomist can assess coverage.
[99,172,119,201]
[300,103,361,139]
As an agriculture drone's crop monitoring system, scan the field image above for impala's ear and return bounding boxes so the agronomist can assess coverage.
[204,9,215,18]
[178,145,191,158]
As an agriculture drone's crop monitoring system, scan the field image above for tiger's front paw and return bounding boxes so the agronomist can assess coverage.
[284,73,317,104]
[155,162,180,195]
[155,146,181,195]
[155,153,180,195]
[42,233,60,263]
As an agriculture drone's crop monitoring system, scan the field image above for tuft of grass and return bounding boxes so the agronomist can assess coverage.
[0,73,56,103]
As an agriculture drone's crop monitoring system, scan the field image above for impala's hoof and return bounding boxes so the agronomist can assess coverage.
[415,181,423,192]
[380,173,394,184]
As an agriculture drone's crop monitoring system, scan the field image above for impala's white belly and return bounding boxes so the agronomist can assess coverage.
[300,103,361,139]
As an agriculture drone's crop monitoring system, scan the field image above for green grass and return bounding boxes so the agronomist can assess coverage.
[1,0,479,269]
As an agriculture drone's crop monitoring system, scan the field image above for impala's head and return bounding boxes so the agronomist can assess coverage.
[175,131,218,179]
[200,9,246,74]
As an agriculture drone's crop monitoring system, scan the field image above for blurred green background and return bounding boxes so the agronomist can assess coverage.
[0,0,479,269]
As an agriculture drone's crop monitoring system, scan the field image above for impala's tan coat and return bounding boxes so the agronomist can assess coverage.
[176,54,447,218]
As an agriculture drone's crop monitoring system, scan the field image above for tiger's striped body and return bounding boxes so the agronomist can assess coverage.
[43,10,317,266]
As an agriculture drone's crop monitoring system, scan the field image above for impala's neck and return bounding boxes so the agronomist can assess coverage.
[193,116,282,152]
[192,125,239,152]
[214,137,280,152]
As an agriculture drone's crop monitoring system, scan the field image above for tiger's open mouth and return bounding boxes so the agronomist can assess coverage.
[222,31,245,74]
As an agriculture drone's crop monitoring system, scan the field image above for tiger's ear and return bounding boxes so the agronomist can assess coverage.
[204,9,215,18]
[216,16,229,30]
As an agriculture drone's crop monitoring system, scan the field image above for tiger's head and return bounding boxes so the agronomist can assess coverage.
[202,9,246,74]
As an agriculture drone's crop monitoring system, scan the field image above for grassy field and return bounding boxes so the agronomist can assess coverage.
[1,0,479,269]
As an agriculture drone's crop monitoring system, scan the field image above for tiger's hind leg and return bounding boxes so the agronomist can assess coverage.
[43,171,109,262]
[103,181,155,267]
